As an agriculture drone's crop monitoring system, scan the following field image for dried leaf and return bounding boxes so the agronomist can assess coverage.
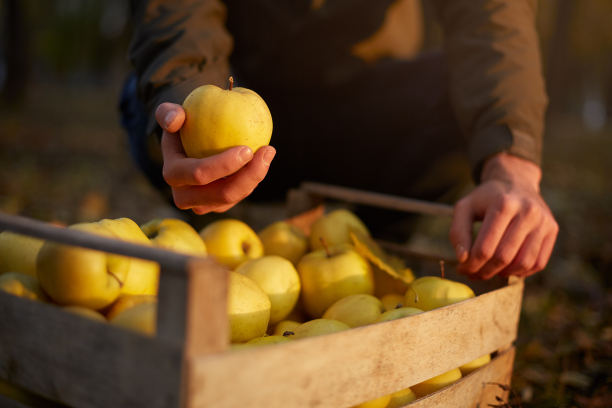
[350,230,414,284]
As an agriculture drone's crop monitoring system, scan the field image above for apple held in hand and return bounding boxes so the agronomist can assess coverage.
[180,77,273,158]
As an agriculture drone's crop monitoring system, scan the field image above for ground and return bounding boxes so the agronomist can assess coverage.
[0,74,610,407]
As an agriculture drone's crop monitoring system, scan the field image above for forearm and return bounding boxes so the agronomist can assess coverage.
[129,0,233,138]
[433,0,548,180]
[481,152,542,193]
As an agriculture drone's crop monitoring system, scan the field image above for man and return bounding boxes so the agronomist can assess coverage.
[121,0,558,279]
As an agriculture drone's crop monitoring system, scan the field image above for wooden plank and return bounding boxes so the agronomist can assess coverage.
[0,211,191,273]
[0,292,182,408]
[407,348,515,408]
[180,258,230,408]
[299,182,455,217]
[185,279,523,408]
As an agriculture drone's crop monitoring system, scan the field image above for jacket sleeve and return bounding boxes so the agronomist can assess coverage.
[129,0,233,139]
[432,0,548,180]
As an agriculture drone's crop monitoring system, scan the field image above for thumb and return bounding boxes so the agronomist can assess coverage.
[155,102,185,134]
[449,197,473,263]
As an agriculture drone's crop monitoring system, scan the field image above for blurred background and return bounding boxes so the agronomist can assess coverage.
[0,0,610,406]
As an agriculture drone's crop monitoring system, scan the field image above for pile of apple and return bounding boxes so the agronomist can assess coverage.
[0,217,209,335]
[0,209,490,406]
[215,208,492,407]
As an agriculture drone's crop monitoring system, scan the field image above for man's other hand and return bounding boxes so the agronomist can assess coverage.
[449,153,559,279]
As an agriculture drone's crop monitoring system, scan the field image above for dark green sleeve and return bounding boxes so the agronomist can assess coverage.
[129,0,233,139]
[433,0,548,180]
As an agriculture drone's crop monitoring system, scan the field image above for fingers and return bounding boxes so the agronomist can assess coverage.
[162,141,254,186]
[474,202,542,279]
[454,180,558,280]
[155,102,185,133]
[171,146,276,213]
[154,102,276,215]
[458,194,516,276]
[516,222,558,278]
[449,198,474,263]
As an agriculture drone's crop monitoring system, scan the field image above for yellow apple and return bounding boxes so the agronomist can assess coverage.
[228,271,271,343]
[141,218,207,256]
[272,319,301,336]
[235,255,301,324]
[110,301,157,336]
[411,368,462,397]
[200,219,263,269]
[323,294,383,327]
[104,294,157,320]
[63,306,107,322]
[292,318,350,339]
[297,246,374,318]
[0,271,47,301]
[386,387,417,408]
[180,78,273,158]
[352,393,392,408]
[258,221,308,265]
[37,222,130,310]
[309,209,370,251]
[246,335,291,346]
[459,353,491,375]
[375,306,423,323]
[404,276,475,311]
[0,231,44,277]
[380,293,405,312]
[98,218,160,296]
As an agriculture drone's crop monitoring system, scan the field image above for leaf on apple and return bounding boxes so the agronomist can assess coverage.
[349,231,413,284]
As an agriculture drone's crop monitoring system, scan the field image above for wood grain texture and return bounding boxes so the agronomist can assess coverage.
[0,292,182,408]
[0,211,191,273]
[185,279,523,408]
[407,348,515,408]
[299,182,455,217]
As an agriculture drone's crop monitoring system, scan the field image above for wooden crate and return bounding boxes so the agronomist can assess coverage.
[0,184,523,408]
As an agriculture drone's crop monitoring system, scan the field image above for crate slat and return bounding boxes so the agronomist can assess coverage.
[185,279,522,408]
[0,291,182,408]
[408,347,515,408]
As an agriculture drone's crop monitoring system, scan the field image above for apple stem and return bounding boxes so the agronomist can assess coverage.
[319,237,332,257]
[108,270,124,288]
[439,260,445,279]
[228,76,234,91]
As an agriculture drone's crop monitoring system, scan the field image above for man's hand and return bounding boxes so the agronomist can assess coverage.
[155,102,276,215]
[449,153,558,279]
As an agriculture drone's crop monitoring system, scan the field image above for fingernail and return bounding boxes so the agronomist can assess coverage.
[263,148,276,165]
[455,244,468,263]
[239,147,253,163]
[164,110,177,128]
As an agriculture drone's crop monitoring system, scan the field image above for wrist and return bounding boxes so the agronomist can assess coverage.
[480,152,542,193]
